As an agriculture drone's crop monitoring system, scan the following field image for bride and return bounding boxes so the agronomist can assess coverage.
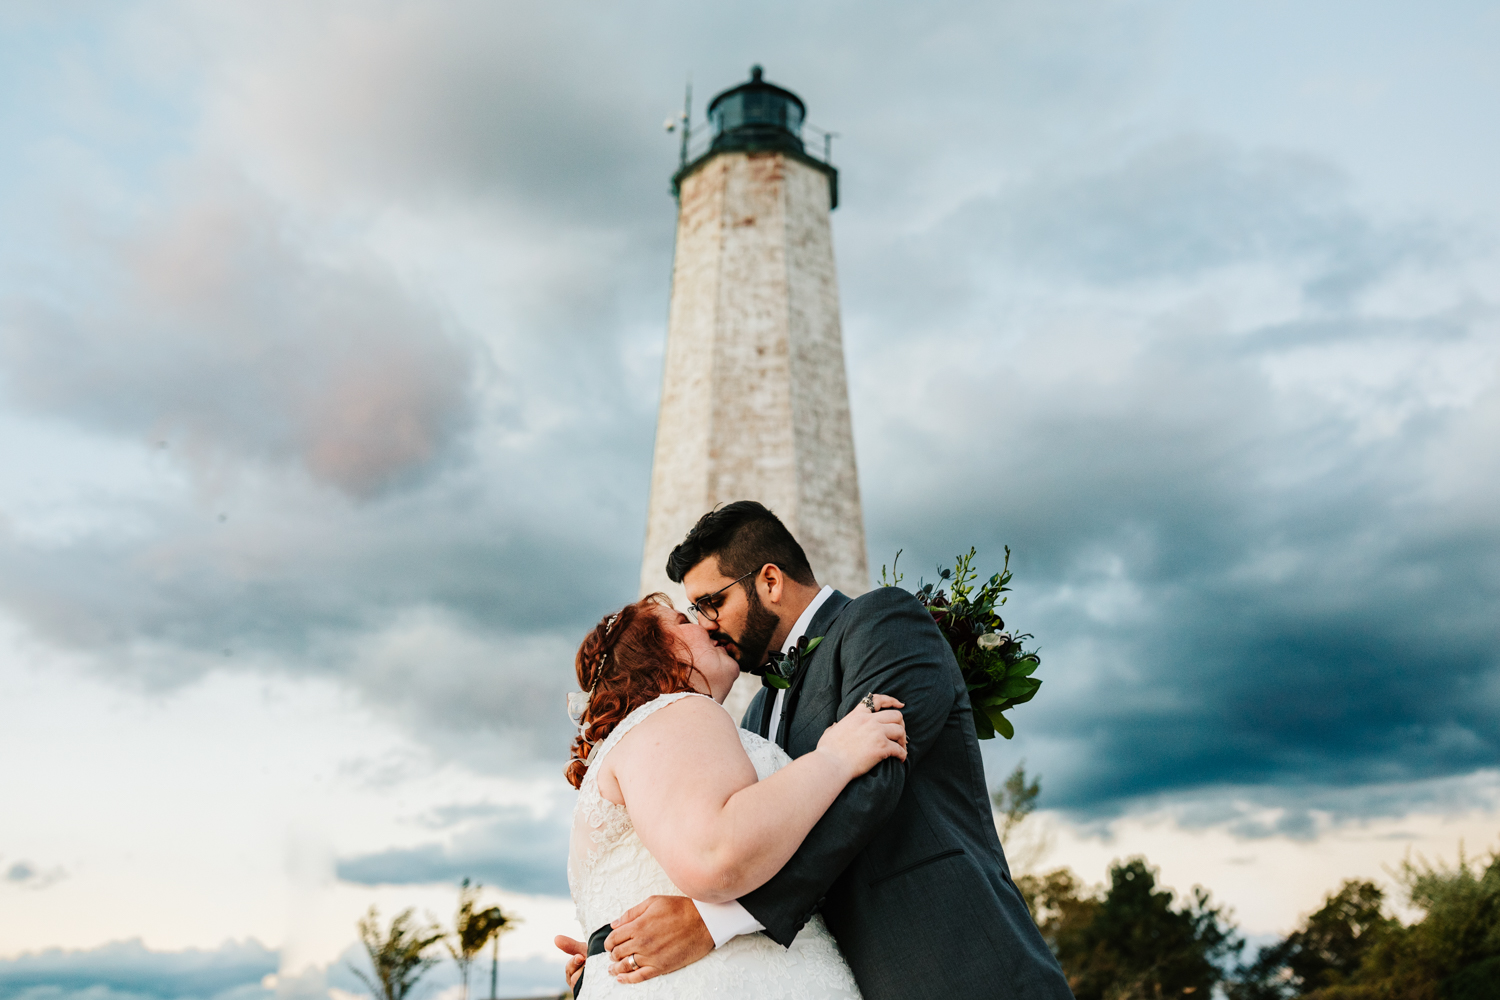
[557,594,907,998]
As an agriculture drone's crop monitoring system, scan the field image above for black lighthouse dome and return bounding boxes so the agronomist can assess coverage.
[706,64,807,155]
[672,64,838,208]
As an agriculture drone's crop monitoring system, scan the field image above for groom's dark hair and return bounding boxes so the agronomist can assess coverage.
[666,501,817,587]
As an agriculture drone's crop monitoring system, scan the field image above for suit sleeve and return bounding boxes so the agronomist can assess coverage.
[737,587,957,945]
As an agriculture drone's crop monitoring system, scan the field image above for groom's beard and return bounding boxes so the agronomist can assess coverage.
[719,584,780,673]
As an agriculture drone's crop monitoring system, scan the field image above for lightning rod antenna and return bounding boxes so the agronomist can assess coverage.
[679,77,692,169]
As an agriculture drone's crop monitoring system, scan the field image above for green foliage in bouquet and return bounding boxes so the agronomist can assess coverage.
[880,547,1042,739]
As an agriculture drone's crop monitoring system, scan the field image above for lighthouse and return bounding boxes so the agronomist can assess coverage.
[640,66,868,711]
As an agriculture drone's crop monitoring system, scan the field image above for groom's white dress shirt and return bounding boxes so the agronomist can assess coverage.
[693,584,835,948]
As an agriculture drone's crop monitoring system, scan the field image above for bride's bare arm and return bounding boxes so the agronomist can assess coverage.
[601,695,906,904]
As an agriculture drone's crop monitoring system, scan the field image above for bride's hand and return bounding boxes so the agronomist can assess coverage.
[815,694,907,780]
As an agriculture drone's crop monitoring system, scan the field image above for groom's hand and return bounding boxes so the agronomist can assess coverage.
[604,895,714,983]
[553,935,586,991]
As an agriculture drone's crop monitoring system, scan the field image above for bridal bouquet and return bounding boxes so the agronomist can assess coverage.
[880,547,1042,739]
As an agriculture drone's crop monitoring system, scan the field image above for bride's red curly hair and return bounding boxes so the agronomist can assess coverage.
[566,594,705,789]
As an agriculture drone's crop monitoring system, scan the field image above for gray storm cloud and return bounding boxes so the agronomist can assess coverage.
[0,175,475,498]
[848,134,1500,811]
[0,939,565,1000]
[335,804,571,896]
[0,939,277,1000]
[0,0,1495,824]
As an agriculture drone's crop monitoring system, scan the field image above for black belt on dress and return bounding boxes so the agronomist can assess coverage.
[573,923,611,999]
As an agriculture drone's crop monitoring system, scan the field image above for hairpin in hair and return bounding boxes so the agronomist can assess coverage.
[566,611,624,738]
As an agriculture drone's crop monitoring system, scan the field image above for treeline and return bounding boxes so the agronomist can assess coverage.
[995,768,1500,1000]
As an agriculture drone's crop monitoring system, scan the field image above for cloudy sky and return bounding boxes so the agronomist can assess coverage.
[2,1,1497,997]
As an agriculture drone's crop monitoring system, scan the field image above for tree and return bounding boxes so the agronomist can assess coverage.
[1315,848,1500,1000]
[1396,847,1500,992]
[1228,880,1395,1000]
[993,761,1042,844]
[485,917,521,1000]
[1227,844,1500,1000]
[446,879,518,1000]
[1059,857,1240,1000]
[1017,866,1102,963]
[350,906,446,1000]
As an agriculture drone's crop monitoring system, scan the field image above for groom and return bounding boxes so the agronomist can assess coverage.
[561,502,1073,999]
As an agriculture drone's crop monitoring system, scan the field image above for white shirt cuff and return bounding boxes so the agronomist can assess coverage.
[692,898,765,948]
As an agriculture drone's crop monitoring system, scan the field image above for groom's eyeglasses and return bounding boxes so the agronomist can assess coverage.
[685,569,757,623]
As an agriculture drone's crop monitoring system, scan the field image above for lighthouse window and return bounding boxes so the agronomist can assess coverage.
[711,91,804,137]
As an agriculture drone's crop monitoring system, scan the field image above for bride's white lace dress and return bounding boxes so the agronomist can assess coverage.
[568,692,862,999]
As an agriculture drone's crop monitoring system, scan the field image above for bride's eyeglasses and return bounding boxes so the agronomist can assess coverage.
[684,569,757,623]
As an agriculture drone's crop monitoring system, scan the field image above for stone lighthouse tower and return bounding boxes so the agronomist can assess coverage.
[641,65,869,629]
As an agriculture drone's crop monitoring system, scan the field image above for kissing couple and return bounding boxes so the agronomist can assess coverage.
[555,502,1072,1000]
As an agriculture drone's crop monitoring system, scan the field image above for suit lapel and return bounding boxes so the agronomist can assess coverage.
[758,684,775,739]
[774,591,851,750]
[743,685,771,738]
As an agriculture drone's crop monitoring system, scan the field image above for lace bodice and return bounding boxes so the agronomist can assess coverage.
[566,692,861,999]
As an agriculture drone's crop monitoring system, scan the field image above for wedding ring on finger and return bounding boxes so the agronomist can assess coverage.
[627,954,639,972]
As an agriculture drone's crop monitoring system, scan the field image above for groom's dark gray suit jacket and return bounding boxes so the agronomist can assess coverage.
[739,587,1073,1000]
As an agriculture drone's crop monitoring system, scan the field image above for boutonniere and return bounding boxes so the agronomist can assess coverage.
[764,635,823,689]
